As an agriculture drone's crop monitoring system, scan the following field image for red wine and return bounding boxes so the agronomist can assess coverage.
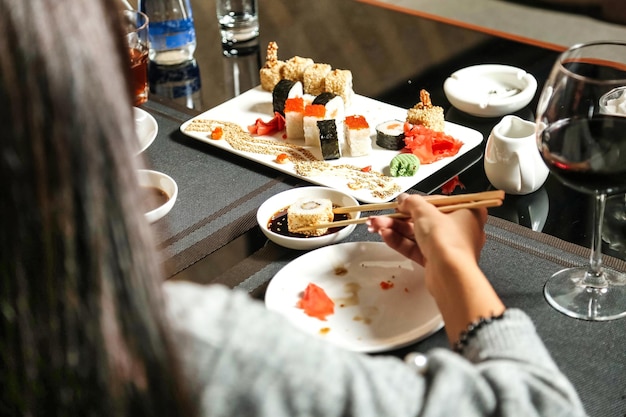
[540,115,626,194]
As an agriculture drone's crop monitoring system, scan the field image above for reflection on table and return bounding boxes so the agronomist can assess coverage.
[148,38,261,110]
[221,37,261,98]
[149,59,203,110]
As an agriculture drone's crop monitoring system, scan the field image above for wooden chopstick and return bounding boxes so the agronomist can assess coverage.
[333,190,505,214]
[294,197,503,232]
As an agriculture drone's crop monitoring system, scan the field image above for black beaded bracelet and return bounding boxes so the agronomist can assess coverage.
[453,311,507,353]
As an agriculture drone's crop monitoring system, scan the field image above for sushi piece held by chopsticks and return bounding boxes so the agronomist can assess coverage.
[293,190,505,232]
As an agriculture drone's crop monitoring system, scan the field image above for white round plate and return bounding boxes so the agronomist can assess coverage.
[134,107,158,154]
[443,64,537,118]
[265,241,443,352]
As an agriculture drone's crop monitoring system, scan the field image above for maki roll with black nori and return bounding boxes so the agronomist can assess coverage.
[317,119,341,160]
[272,79,303,115]
[312,92,335,104]
[375,120,405,150]
[313,92,345,143]
[312,92,344,119]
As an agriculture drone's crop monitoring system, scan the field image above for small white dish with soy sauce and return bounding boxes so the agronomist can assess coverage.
[137,169,178,223]
[443,64,537,118]
[257,186,360,250]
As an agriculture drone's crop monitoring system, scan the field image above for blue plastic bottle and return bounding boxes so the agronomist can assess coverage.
[139,0,197,65]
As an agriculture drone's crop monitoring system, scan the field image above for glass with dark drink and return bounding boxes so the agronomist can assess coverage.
[122,10,150,106]
[536,41,626,320]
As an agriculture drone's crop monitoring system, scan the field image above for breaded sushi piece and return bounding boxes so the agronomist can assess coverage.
[324,69,354,108]
[303,63,332,96]
[406,89,445,132]
[260,62,285,91]
[281,56,314,83]
[344,115,371,157]
[288,197,334,236]
[260,41,285,91]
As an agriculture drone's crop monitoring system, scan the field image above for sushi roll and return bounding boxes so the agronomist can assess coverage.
[303,63,332,96]
[313,92,345,120]
[389,153,420,177]
[259,41,285,91]
[272,79,303,115]
[287,197,334,237]
[376,120,405,150]
[284,97,305,140]
[406,89,445,132]
[303,104,326,147]
[317,119,341,160]
[344,115,371,157]
[280,56,314,83]
[313,92,345,141]
[324,69,354,108]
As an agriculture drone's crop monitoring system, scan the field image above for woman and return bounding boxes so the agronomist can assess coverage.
[0,1,196,415]
[0,0,586,416]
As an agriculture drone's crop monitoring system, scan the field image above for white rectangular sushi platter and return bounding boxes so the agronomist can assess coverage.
[179,86,483,203]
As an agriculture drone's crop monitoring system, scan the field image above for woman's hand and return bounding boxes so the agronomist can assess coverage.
[367,193,487,269]
[367,193,504,346]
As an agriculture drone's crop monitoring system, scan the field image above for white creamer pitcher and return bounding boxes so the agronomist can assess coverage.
[484,115,549,195]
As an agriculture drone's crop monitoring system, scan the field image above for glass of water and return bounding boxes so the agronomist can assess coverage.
[216,0,259,46]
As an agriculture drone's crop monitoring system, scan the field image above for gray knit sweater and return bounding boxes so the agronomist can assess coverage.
[164,281,586,417]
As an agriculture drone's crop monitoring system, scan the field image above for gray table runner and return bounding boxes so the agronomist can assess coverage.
[143,99,306,277]
[143,99,625,417]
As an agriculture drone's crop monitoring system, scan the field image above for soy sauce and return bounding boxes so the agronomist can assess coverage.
[268,207,350,238]
[142,186,169,212]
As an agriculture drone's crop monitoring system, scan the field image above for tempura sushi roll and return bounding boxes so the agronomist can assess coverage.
[303,63,332,96]
[287,197,334,237]
[375,120,405,150]
[324,69,354,108]
[280,56,314,83]
[317,119,341,160]
[272,79,303,115]
[303,104,326,147]
[345,115,371,157]
[406,89,445,132]
[259,41,285,91]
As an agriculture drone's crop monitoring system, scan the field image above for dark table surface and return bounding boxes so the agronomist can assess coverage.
[146,0,626,260]
[139,2,626,416]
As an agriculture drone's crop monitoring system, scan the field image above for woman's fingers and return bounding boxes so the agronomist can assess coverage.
[378,227,425,265]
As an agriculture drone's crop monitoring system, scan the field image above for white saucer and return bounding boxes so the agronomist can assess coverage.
[443,64,537,118]
[134,107,158,154]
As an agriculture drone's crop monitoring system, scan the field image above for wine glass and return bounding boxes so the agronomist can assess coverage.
[536,41,626,321]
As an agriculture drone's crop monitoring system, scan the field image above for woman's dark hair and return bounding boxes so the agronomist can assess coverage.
[0,1,197,415]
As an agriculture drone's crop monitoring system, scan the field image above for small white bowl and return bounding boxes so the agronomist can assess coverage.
[134,107,158,155]
[257,186,360,250]
[137,169,178,223]
[443,64,537,118]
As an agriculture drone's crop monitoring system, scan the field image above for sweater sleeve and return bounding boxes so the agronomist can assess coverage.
[162,281,586,417]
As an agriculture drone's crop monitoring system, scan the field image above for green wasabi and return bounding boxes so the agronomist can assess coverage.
[390,153,420,177]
